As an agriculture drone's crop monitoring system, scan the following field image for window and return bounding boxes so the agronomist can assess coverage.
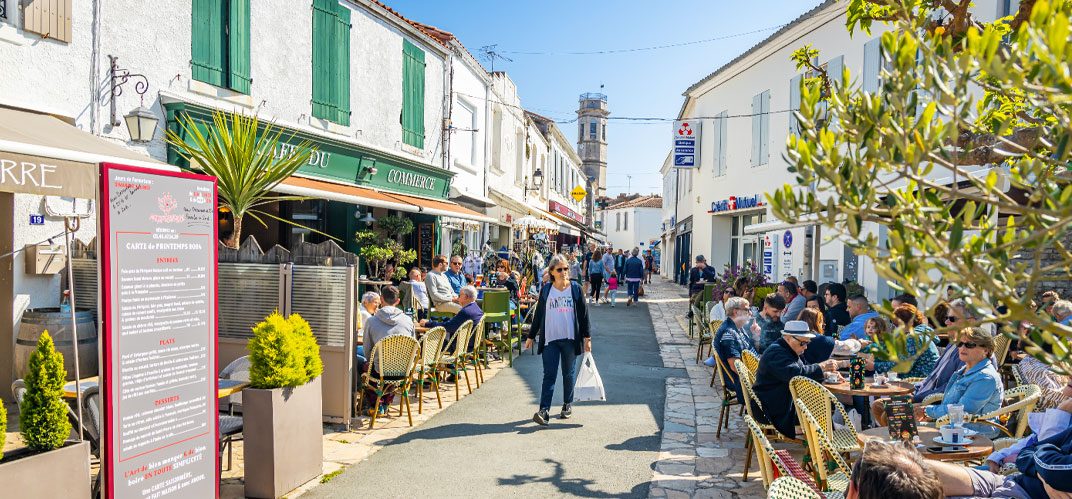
[589,119,597,139]
[311,0,350,125]
[454,100,475,166]
[616,212,621,231]
[601,120,606,141]
[862,37,882,94]
[624,212,629,231]
[192,0,251,94]
[750,90,770,167]
[710,111,728,177]
[579,122,584,141]
[401,39,426,147]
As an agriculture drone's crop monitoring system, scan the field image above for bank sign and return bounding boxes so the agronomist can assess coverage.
[709,194,766,213]
[672,120,699,168]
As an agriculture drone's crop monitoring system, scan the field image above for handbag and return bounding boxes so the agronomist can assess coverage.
[638,284,645,296]
[573,352,606,401]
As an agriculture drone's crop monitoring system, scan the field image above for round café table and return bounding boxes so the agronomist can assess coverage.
[857,426,994,461]
[823,378,914,397]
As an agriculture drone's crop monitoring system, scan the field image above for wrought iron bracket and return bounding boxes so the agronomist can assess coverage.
[109,55,150,127]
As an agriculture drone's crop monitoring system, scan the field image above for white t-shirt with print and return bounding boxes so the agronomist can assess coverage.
[543,285,577,345]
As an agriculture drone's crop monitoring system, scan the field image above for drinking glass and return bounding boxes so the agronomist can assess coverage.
[948,404,965,427]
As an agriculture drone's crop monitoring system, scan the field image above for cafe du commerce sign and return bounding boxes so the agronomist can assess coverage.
[709,194,766,214]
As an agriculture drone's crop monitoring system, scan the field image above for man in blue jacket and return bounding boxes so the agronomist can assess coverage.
[839,294,879,341]
[420,285,483,353]
[445,256,466,294]
[623,247,645,306]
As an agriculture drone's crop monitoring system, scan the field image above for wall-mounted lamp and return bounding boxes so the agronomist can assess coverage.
[356,156,378,182]
[110,55,158,143]
[525,168,544,193]
[355,208,376,227]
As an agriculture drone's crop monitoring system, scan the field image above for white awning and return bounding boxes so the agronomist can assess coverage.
[743,215,820,235]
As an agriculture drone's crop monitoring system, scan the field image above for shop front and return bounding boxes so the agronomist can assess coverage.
[707,193,768,273]
[547,200,586,254]
[162,99,494,271]
[673,215,692,286]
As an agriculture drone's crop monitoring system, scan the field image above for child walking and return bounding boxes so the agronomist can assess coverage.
[607,272,619,308]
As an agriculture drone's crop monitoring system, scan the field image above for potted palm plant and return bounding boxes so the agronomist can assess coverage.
[0,332,90,495]
[243,313,324,499]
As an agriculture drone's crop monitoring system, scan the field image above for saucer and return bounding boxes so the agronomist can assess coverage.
[933,436,973,446]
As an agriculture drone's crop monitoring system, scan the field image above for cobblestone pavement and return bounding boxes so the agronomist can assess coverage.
[645,278,768,499]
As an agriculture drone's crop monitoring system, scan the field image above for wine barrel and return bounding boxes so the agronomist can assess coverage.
[15,308,98,381]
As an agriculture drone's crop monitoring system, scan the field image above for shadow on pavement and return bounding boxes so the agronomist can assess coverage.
[497,458,651,498]
[373,419,583,446]
[604,433,661,452]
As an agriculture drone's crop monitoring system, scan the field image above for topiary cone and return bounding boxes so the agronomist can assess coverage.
[20,331,71,452]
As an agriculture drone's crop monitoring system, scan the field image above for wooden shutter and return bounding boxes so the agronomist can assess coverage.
[826,55,843,126]
[709,117,721,178]
[311,0,337,122]
[789,74,802,135]
[334,5,351,126]
[759,90,771,165]
[228,0,251,94]
[718,111,728,176]
[863,37,881,94]
[751,93,761,167]
[402,39,426,149]
[22,0,72,43]
[191,0,225,86]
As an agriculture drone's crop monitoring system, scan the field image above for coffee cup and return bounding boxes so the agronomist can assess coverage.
[824,372,840,383]
[888,372,899,382]
[940,424,963,444]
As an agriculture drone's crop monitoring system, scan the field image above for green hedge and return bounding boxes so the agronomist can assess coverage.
[20,331,71,452]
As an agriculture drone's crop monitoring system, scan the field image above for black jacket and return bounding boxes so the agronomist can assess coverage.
[688,266,716,295]
[752,338,825,439]
[825,303,851,335]
[526,281,591,355]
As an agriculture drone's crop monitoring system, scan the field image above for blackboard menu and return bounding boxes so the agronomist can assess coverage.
[885,395,918,441]
[418,223,434,268]
[100,163,218,499]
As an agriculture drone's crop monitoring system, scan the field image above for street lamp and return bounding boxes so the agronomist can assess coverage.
[124,105,158,143]
[526,167,543,193]
[109,55,158,143]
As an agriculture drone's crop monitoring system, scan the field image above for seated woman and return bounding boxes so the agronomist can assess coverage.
[913,326,1004,434]
[865,304,940,379]
[709,288,734,322]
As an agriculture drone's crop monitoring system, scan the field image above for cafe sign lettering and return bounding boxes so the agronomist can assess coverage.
[0,152,97,199]
[709,194,766,213]
[273,143,332,168]
[386,168,436,192]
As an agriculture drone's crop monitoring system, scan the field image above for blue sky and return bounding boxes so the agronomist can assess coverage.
[388,0,816,196]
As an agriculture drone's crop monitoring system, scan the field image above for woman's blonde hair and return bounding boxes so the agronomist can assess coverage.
[799,307,825,336]
[958,326,996,356]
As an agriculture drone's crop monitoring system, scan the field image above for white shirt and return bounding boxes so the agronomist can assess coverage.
[409,280,430,309]
[543,285,576,345]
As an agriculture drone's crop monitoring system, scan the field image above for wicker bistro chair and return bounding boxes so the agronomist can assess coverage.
[436,320,475,402]
[411,326,447,414]
[463,316,487,386]
[693,305,711,363]
[742,349,760,377]
[933,384,1041,438]
[358,334,420,428]
[736,359,806,482]
[788,376,862,457]
[482,291,515,367]
[794,399,852,493]
[767,476,828,499]
[711,353,743,438]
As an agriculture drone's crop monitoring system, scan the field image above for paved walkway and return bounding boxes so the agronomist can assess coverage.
[305,292,683,498]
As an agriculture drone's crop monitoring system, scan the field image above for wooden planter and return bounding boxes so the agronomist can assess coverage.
[0,441,90,496]
[243,376,323,499]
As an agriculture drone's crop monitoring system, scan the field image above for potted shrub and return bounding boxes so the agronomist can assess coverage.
[0,332,90,496]
[243,313,324,499]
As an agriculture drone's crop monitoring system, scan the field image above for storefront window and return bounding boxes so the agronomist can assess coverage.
[285,200,327,247]
[729,213,765,267]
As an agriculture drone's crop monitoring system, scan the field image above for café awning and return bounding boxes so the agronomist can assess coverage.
[383,191,497,224]
[0,106,176,198]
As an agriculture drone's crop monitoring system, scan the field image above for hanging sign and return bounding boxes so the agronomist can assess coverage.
[708,194,766,213]
[762,233,776,281]
[672,120,700,168]
[100,163,218,499]
[570,185,587,202]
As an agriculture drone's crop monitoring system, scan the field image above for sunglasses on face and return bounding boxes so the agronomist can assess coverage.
[795,337,811,346]
[554,267,569,273]
[957,341,980,349]
[945,316,959,323]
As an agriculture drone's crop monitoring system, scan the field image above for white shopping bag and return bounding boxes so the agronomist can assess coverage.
[573,352,606,402]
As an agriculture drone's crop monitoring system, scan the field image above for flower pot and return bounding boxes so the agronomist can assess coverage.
[243,376,323,499]
[0,441,90,497]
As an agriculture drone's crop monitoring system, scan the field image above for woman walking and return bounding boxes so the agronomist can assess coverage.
[587,249,605,306]
[525,254,592,425]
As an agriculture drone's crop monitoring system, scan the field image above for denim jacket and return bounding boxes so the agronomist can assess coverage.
[925,358,1004,420]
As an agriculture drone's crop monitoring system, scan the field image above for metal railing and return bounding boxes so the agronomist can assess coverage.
[578,92,607,102]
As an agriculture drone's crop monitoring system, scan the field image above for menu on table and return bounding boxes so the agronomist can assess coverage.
[885,395,918,441]
[101,164,218,499]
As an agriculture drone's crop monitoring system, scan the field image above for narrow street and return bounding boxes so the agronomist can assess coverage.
[305,287,683,498]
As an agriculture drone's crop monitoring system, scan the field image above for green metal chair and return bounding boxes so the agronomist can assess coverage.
[436,320,474,401]
[712,353,741,438]
[693,306,713,363]
[410,326,447,414]
[482,291,514,366]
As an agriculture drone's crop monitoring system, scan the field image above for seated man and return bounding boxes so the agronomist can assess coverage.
[839,294,879,340]
[360,285,415,416]
[928,424,1072,499]
[425,255,462,314]
[751,293,786,353]
[752,320,839,438]
[714,296,758,403]
[847,440,943,499]
[421,285,484,354]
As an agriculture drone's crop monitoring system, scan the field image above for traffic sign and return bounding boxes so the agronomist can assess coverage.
[673,120,700,168]
[571,185,587,202]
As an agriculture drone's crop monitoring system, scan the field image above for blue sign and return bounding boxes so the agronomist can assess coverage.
[29,214,44,225]
[672,120,699,168]
[783,230,793,249]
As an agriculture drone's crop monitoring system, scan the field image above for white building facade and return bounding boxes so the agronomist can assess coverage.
[597,195,663,254]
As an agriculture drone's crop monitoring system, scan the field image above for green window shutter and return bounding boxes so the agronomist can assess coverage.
[228,0,251,94]
[311,0,337,122]
[402,39,426,149]
[191,0,226,86]
[334,5,350,126]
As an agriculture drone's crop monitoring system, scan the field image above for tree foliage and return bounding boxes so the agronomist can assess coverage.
[773,0,1072,372]
[248,313,323,389]
[356,216,417,280]
[20,331,71,452]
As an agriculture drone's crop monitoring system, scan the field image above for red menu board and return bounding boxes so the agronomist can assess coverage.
[100,163,218,499]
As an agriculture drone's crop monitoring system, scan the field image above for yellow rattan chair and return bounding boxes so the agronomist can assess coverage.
[711,353,742,438]
[736,359,805,482]
[742,349,760,377]
[767,476,828,499]
[464,316,487,386]
[358,334,420,428]
[934,384,1041,438]
[411,326,447,414]
[789,376,862,456]
[745,416,842,498]
[436,320,475,402]
[794,399,851,493]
